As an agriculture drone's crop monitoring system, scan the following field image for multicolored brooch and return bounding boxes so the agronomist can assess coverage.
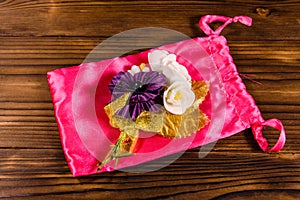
[99,50,210,169]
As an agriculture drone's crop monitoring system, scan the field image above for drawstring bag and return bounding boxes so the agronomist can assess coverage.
[47,15,286,177]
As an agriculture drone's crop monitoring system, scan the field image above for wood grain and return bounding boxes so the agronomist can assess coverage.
[0,0,299,199]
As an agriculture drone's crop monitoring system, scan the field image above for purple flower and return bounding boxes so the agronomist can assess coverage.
[108,71,166,119]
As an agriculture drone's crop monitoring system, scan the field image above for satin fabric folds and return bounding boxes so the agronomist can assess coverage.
[47,15,286,176]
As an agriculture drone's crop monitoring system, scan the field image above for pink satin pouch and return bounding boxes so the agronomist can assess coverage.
[47,15,286,177]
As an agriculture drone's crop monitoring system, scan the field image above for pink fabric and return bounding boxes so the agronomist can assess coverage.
[251,119,286,152]
[199,15,252,36]
[47,15,286,176]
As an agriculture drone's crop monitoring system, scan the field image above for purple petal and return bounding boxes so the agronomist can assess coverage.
[109,72,136,98]
[110,71,166,119]
[144,83,164,93]
[130,93,156,103]
[133,71,166,86]
[115,104,131,119]
[146,71,167,85]
[108,71,126,94]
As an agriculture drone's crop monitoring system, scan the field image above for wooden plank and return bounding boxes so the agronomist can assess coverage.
[0,150,299,199]
[0,1,299,40]
[0,75,51,102]
[0,38,299,74]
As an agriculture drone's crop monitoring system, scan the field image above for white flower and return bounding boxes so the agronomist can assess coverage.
[148,50,191,86]
[163,80,195,115]
[148,50,169,72]
[128,63,150,75]
[148,50,196,114]
[162,54,191,85]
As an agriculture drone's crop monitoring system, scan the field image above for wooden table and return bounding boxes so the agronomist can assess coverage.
[0,1,299,199]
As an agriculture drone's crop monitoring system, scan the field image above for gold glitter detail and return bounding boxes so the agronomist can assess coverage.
[104,92,130,128]
[120,129,139,153]
[191,80,209,106]
[135,110,166,132]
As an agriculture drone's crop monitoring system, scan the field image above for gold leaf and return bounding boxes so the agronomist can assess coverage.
[191,80,209,105]
[104,92,131,128]
[111,115,136,133]
[158,107,210,139]
[198,111,210,130]
[158,111,181,138]
[119,130,139,153]
[176,106,201,138]
[135,110,165,132]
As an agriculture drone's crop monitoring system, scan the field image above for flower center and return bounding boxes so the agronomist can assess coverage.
[139,63,146,70]
[134,81,143,89]
[133,81,148,94]
[174,91,182,101]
